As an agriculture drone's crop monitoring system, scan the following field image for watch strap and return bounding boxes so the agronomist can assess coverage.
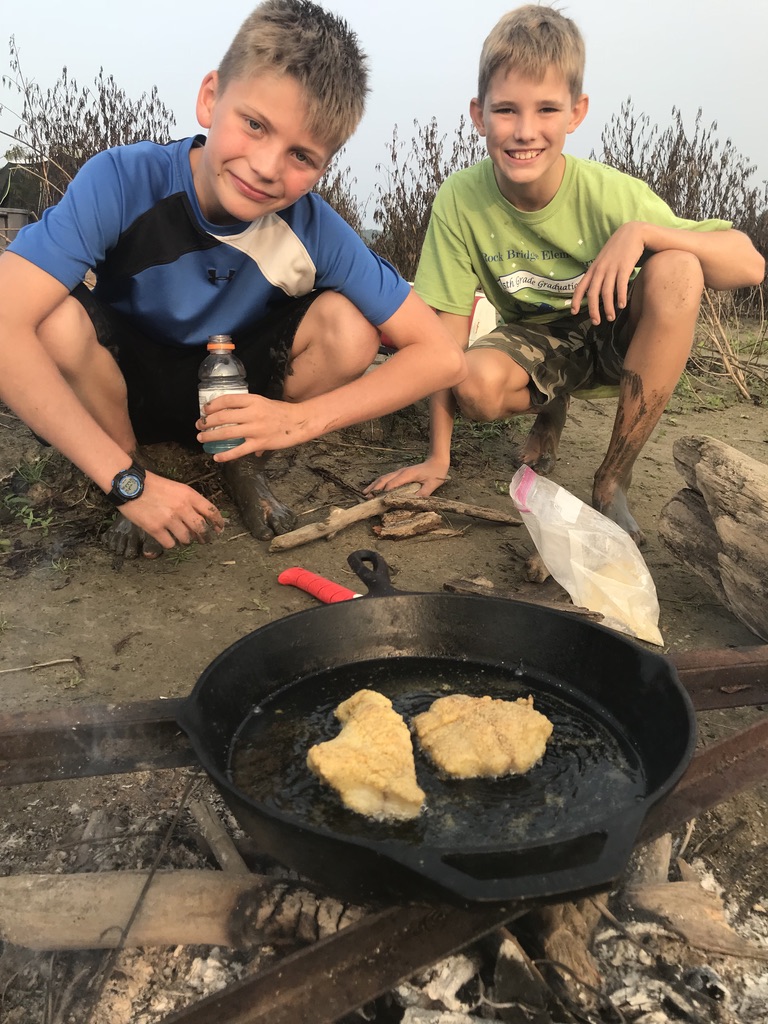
[106,460,146,507]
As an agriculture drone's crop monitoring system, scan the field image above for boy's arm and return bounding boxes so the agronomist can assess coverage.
[572,223,766,324]
[198,291,467,459]
[0,253,224,549]
[364,311,471,496]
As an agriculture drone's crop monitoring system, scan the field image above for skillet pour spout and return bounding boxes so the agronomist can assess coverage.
[177,550,696,904]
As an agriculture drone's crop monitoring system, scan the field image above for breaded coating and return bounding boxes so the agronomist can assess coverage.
[307,689,425,821]
[413,694,553,778]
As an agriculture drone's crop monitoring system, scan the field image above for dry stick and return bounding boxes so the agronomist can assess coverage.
[50,965,92,1024]
[384,495,521,524]
[701,290,751,400]
[268,482,421,551]
[0,658,79,675]
[188,796,250,875]
[269,484,520,552]
[589,896,650,954]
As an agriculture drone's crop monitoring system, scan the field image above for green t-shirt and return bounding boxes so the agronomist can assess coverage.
[414,155,732,324]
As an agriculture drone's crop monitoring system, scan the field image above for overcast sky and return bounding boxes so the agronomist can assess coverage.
[2,0,766,221]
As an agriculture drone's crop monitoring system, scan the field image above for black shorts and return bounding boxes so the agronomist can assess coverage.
[72,284,320,446]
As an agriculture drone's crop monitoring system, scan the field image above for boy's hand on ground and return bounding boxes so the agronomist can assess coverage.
[571,222,646,324]
[364,460,449,498]
[196,394,307,460]
[119,472,224,549]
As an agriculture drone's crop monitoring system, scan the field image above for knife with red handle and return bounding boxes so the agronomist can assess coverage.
[277,566,361,604]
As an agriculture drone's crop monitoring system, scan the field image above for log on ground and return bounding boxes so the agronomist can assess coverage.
[0,870,365,950]
[659,435,768,641]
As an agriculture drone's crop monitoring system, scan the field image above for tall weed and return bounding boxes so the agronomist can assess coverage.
[370,116,484,280]
[596,100,767,296]
[314,151,366,235]
[1,37,175,215]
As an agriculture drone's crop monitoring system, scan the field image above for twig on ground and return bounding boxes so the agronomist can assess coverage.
[0,657,82,676]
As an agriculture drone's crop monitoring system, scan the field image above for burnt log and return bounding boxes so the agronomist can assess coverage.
[659,435,768,640]
[0,871,366,951]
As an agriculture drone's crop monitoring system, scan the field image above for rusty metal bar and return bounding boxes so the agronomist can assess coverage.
[160,900,524,1024]
[0,699,193,785]
[639,715,768,844]
[672,644,768,710]
[2,646,768,786]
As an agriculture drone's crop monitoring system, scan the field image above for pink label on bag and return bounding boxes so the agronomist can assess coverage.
[512,465,536,513]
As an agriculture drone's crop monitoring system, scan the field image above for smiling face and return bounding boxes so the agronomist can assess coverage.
[190,70,332,225]
[470,65,588,212]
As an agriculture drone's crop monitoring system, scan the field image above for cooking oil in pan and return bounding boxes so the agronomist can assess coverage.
[229,656,644,849]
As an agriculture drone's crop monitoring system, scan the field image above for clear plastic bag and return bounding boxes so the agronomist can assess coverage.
[510,466,663,646]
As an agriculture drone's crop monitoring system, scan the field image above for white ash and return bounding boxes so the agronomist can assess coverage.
[594,904,768,1023]
[396,952,481,1013]
[186,946,244,995]
[0,770,279,1023]
[401,1010,478,1023]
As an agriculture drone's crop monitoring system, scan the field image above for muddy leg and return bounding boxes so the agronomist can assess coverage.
[511,395,570,477]
[592,250,703,547]
[592,370,663,548]
[101,446,165,559]
[220,454,297,541]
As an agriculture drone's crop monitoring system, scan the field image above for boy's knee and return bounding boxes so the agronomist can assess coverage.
[455,368,506,421]
[639,251,705,314]
[455,350,527,420]
[301,292,380,374]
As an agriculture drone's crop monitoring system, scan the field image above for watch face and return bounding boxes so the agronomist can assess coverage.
[117,472,143,499]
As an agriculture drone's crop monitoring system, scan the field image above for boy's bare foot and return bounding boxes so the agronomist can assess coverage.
[103,518,164,559]
[511,395,569,476]
[592,475,646,547]
[220,454,297,541]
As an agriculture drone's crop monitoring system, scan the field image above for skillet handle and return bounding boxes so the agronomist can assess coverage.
[347,550,402,596]
[278,567,361,604]
[389,811,645,903]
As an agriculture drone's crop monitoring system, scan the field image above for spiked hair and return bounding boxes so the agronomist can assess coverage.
[478,5,585,103]
[218,0,369,154]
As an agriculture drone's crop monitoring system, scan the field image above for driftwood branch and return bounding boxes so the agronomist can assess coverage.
[373,509,446,539]
[0,871,366,951]
[270,483,519,552]
[386,496,520,525]
[269,483,421,551]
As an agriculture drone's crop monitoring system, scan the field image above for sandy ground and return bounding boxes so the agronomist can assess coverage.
[1,386,767,1021]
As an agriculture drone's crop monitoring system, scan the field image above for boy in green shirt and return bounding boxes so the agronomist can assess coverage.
[367,4,764,544]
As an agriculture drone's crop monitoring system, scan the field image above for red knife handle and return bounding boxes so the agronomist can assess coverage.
[278,567,360,604]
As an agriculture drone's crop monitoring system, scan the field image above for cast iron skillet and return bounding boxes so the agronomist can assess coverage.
[177,551,696,905]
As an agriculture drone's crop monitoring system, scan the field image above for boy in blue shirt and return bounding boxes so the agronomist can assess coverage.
[367,4,764,544]
[0,0,465,557]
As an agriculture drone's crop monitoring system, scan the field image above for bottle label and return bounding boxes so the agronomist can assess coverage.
[198,384,249,417]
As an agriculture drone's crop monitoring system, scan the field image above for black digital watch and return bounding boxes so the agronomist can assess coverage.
[106,461,146,507]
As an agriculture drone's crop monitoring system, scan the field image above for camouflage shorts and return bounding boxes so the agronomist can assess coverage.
[470,298,634,408]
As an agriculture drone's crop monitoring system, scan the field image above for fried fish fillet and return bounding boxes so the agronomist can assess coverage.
[307,689,425,821]
[413,694,553,778]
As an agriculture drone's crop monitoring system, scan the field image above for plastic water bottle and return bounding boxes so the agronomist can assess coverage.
[198,335,248,454]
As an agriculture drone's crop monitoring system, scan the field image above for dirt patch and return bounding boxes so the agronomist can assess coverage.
[1,387,768,1021]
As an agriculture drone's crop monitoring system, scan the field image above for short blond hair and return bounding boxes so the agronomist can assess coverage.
[218,0,369,154]
[478,5,585,103]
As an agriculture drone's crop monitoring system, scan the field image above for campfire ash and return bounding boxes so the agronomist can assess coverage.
[2,770,768,1024]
